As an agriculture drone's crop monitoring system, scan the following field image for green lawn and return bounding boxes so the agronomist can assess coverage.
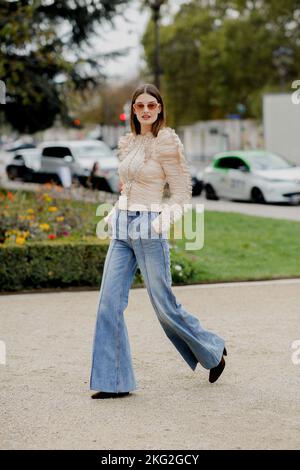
[174,210,300,283]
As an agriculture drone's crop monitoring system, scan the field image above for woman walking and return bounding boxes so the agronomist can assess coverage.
[90,83,227,399]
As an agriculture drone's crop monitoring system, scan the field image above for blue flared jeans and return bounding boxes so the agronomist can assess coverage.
[90,209,225,392]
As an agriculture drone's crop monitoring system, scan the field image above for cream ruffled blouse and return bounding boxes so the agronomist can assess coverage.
[104,126,193,234]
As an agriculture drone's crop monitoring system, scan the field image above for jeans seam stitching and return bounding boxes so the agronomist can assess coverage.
[116,253,133,392]
[138,238,164,323]
[161,240,172,289]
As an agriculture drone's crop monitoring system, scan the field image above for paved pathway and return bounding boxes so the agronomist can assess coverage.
[1,279,299,449]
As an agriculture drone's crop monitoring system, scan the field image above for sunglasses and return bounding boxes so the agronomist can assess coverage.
[134,102,159,111]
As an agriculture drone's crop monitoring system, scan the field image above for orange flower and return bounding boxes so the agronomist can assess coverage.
[7,191,14,201]
[16,236,25,245]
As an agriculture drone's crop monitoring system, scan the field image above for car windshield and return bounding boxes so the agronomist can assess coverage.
[246,152,294,170]
[73,143,113,159]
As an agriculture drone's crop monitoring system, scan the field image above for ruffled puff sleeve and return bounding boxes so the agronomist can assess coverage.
[151,127,193,234]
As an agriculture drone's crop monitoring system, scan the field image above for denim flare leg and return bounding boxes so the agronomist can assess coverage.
[90,208,225,392]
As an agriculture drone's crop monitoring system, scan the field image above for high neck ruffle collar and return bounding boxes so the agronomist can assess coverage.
[135,131,154,138]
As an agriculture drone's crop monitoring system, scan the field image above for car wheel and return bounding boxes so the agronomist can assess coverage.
[251,187,266,204]
[24,171,34,182]
[6,166,18,180]
[192,181,203,196]
[205,184,219,200]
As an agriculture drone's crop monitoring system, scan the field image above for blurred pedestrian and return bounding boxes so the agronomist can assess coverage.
[87,161,100,190]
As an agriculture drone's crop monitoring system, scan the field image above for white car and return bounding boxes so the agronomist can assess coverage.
[6,139,121,192]
[39,140,120,192]
[202,150,300,204]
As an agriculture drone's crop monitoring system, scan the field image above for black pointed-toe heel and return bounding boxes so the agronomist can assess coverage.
[209,357,225,383]
[209,347,227,383]
[91,391,130,399]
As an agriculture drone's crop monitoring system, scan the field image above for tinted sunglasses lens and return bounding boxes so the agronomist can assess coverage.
[135,103,158,110]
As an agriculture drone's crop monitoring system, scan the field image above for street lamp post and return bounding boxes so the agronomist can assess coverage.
[272,46,294,91]
[146,0,165,90]
[236,103,246,149]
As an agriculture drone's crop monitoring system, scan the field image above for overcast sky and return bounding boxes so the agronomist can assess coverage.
[93,0,188,82]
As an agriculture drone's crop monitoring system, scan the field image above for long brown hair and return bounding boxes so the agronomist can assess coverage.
[129,83,166,137]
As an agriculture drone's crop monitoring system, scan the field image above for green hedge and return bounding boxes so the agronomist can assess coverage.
[0,241,195,292]
[0,241,108,291]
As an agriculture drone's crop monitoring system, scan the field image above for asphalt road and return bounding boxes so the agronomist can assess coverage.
[192,195,300,221]
[1,278,299,449]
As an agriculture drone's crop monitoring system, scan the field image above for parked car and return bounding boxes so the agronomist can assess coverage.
[0,141,36,164]
[6,140,120,192]
[1,140,36,153]
[5,148,40,182]
[202,150,300,204]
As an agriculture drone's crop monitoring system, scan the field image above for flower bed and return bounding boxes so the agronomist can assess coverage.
[0,184,97,245]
